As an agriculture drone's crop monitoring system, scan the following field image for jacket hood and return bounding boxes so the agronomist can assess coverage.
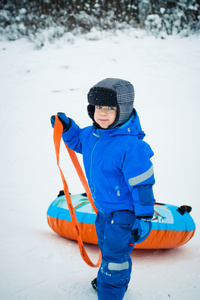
[87,78,135,129]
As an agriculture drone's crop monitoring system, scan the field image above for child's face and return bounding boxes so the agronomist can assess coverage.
[94,106,117,129]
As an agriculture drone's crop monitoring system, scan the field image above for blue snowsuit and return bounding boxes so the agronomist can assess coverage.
[62,109,155,300]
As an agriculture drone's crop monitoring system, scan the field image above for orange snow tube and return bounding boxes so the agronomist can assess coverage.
[47,192,195,249]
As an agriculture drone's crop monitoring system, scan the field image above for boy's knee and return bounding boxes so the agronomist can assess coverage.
[98,260,130,287]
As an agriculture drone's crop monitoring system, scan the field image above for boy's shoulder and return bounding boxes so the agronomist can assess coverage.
[115,133,146,149]
[80,124,94,137]
[113,131,153,156]
[81,124,94,132]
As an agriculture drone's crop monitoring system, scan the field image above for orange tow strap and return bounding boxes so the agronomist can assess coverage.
[53,115,101,267]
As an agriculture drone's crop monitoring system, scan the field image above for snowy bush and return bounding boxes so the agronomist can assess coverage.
[145,14,162,37]
[0,0,199,45]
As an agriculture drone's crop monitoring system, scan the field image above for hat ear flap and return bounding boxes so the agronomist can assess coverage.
[87,104,95,121]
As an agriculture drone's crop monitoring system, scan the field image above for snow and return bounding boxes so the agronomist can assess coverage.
[0,33,200,300]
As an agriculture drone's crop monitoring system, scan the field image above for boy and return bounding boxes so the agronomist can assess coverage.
[51,78,155,300]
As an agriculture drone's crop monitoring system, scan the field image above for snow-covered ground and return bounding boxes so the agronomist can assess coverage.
[0,32,200,300]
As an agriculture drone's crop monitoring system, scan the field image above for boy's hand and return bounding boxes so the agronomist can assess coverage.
[131,217,152,243]
[50,112,71,132]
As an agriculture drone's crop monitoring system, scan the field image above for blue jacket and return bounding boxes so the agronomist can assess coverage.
[62,109,155,216]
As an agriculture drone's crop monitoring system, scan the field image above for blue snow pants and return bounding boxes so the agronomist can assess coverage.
[95,210,137,300]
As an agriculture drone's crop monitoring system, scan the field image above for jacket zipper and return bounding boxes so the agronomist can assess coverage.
[90,132,102,199]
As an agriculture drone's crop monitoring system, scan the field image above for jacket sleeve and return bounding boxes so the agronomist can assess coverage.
[61,118,83,154]
[122,141,155,217]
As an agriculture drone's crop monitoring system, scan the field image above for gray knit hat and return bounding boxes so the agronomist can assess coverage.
[87,78,135,128]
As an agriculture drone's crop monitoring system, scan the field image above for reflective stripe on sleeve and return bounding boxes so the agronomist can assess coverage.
[108,261,129,271]
[128,165,154,186]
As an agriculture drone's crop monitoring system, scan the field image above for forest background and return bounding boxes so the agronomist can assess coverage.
[0,0,200,47]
